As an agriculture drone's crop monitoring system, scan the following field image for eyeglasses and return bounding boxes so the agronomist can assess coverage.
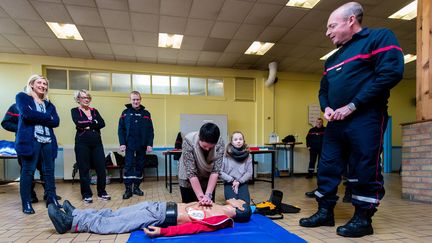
[79,96,91,100]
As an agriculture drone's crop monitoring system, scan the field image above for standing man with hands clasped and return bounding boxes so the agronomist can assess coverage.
[118,91,154,199]
[299,2,404,238]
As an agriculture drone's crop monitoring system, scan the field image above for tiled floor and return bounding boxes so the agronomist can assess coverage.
[0,173,431,242]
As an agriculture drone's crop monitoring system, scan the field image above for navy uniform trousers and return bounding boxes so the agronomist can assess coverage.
[316,108,387,210]
[124,136,146,186]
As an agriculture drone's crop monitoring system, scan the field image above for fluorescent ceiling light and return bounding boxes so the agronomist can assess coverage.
[320,49,339,60]
[245,41,275,55]
[158,33,183,49]
[388,0,417,20]
[404,54,416,64]
[46,22,83,40]
[286,0,321,9]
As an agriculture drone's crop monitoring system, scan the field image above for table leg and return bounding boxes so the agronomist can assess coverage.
[164,154,168,189]
[271,151,275,189]
[289,144,294,176]
[169,154,173,193]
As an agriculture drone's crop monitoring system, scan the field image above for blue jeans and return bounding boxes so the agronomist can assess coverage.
[20,140,56,204]
[224,182,251,204]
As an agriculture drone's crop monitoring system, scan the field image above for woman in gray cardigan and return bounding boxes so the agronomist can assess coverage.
[220,131,252,204]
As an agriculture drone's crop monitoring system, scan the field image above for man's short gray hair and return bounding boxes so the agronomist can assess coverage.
[341,2,364,24]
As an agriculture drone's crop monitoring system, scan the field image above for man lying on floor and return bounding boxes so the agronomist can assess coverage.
[47,198,251,236]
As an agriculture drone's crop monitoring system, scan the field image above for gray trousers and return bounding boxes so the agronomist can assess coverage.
[72,201,167,234]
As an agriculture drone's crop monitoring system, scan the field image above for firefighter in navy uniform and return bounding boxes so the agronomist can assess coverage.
[299,2,404,238]
[305,117,325,179]
[118,91,154,199]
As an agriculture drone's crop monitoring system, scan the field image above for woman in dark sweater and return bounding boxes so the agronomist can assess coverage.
[15,74,61,214]
[71,89,110,203]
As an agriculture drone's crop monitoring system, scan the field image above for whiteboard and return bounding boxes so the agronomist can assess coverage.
[180,114,228,143]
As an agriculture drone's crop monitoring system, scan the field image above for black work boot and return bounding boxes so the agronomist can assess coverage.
[48,203,73,234]
[305,190,316,198]
[133,183,144,196]
[337,208,376,237]
[63,200,76,216]
[122,184,133,199]
[299,207,335,227]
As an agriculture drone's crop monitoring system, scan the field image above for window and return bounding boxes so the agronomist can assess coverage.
[133,74,151,94]
[91,72,110,91]
[190,77,206,96]
[112,73,131,92]
[208,78,224,96]
[46,69,67,89]
[152,75,170,94]
[171,76,188,95]
[69,70,89,90]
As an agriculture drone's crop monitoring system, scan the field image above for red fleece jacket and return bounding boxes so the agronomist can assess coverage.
[159,215,234,237]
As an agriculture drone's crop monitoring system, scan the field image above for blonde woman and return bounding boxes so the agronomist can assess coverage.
[15,74,61,214]
[71,89,110,203]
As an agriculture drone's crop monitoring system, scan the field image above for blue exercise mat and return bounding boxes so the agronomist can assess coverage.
[127,214,306,243]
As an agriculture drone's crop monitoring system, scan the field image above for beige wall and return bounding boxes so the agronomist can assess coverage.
[0,53,415,149]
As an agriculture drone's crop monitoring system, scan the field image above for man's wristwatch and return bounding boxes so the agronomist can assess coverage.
[205,193,213,199]
[347,102,357,111]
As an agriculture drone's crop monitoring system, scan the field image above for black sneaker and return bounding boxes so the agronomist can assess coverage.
[63,200,76,216]
[83,197,93,203]
[48,203,73,234]
[98,193,111,201]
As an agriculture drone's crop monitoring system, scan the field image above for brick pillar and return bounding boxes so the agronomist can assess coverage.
[401,120,432,203]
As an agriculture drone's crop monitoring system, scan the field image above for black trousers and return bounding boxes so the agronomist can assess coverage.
[180,186,216,203]
[75,140,106,198]
[307,149,321,174]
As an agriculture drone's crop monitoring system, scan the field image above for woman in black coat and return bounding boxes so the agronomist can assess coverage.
[71,89,110,203]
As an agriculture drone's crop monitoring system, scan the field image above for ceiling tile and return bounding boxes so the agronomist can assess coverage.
[159,16,187,33]
[0,0,41,20]
[44,48,70,57]
[270,7,307,28]
[257,26,288,42]
[177,59,197,66]
[115,55,137,62]
[217,0,254,23]
[135,46,157,58]
[70,51,93,59]
[0,7,8,18]
[67,6,103,27]
[20,48,46,55]
[99,9,131,29]
[294,10,328,31]
[189,0,224,20]
[3,34,39,49]
[178,50,200,61]
[63,0,96,7]
[158,57,177,64]
[131,13,159,32]
[95,0,128,10]
[198,51,221,62]
[160,0,192,17]
[92,53,115,60]
[244,3,283,25]
[185,19,214,37]
[128,0,160,14]
[16,20,55,38]
[0,18,27,35]
[30,1,73,23]
[181,36,206,50]
[86,41,112,54]
[0,46,22,54]
[0,35,14,47]
[236,54,261,64]
[202,38,230,52]
[106,29,133,44]
[216,52,241,66]
[210,22,240,39]
[137,56,157,63]
[32,37,65,50]
[158,48,179,59]
[111,44,135,56]
[225,40,251,53]
[60,39,91,53]
[256,0,287,4]
[77,26,109,42]
[232,24,265,41]
[133,31,158,46]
